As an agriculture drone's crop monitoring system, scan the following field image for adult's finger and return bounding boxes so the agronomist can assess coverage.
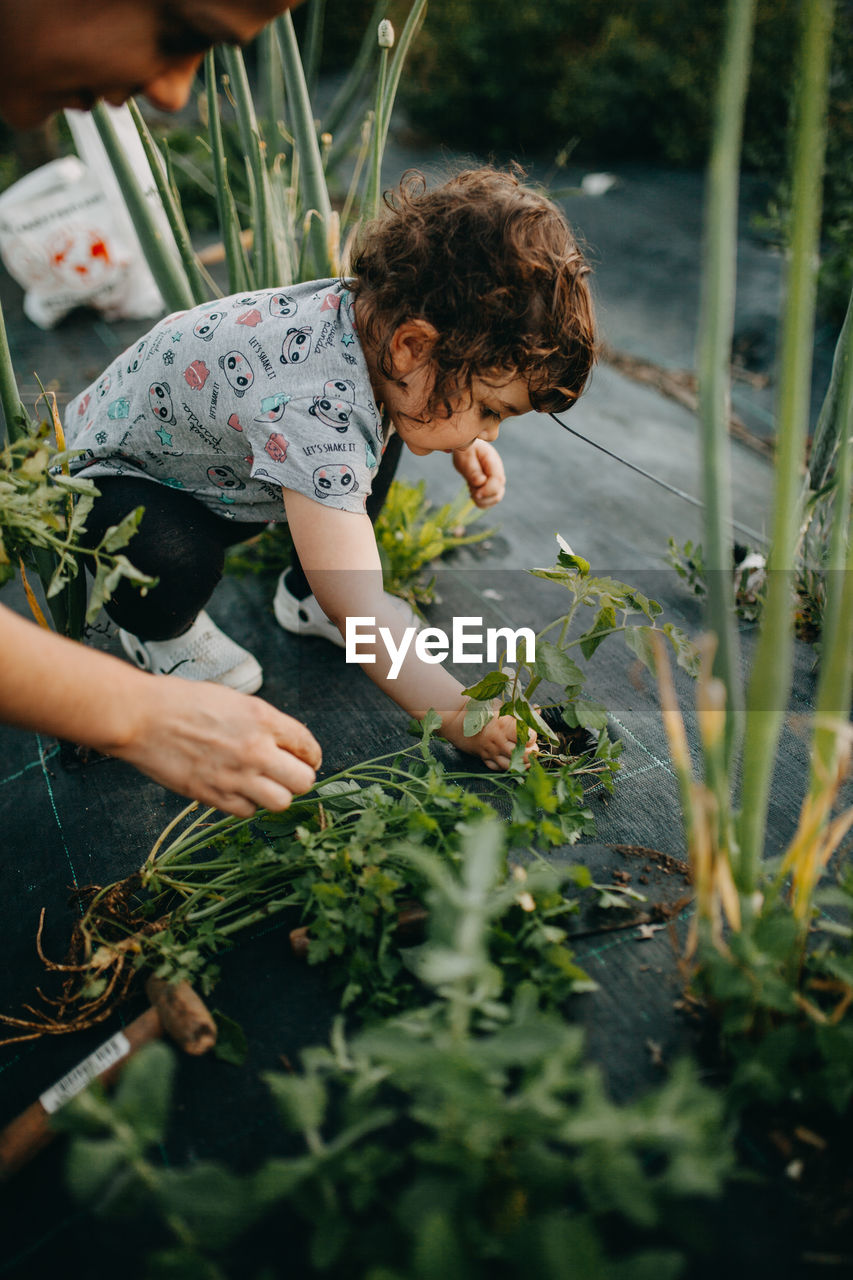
[268,706,322,769]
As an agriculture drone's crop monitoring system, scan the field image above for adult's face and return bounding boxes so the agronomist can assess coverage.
[0,0,301,129]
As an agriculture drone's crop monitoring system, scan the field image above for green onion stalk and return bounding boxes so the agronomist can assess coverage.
[127,100,216,306]
[91,103,195,313]
[375,0,427,160]
[220,45,284,288]
[808,286,853,495]
[737,0,835,890]
[0,296,27,444]
[695,0,756,772]
[204,50,256,295]
[365,19,393,222]
[301,0,326,99]
[809,283,853,791]
[276,10,335,279]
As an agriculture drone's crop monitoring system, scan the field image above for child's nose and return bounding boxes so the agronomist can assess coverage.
[143,56,204,113]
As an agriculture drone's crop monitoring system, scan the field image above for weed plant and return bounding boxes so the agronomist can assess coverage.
[225,477,495,610]
[657,0,853,1122]
[52,819,734,1280]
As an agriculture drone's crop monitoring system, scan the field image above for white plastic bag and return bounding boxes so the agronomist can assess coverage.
[0,104,171,328]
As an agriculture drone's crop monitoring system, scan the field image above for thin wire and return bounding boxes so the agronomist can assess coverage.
[549,412,769,547]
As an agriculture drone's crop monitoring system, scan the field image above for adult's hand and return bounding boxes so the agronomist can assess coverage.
[0,604,321,815]
[108,676,321,816]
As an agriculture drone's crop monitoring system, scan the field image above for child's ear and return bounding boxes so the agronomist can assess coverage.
[389,318,439,375]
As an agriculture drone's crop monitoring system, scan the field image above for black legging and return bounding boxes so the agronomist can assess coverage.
[83,433,403,641]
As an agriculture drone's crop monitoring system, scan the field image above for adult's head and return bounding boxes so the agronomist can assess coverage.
[0,0,301,130]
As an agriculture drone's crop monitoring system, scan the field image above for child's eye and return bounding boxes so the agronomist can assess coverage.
[480,405,501,421]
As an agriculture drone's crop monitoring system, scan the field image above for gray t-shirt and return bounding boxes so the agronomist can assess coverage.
[63,279,385,522]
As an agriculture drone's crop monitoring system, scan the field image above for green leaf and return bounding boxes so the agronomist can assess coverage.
[264,1071,327,1133]
[511,697,557,742]
[212,1010,248,1066]
[663,622,701,675]
[563,699,608,732]
[158,1162,261,1250]
[579,605,616,659]
[557,548,591,575]
[462,698,494,737]
[624,625,658,672]
[100,506,144,553]
[462,670,510,700]
[113,1041,175,1145]
[65,1136,127,1203]
[531,640,585,688]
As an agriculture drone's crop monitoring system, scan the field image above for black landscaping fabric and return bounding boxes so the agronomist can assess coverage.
[0,162,847,1277]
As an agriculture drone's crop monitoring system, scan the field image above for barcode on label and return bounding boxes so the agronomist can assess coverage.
[39,1030,132,1115]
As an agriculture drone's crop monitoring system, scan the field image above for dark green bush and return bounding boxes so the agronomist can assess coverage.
[398,0,852,319]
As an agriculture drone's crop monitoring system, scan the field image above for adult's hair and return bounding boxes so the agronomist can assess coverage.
[349,165,596,416]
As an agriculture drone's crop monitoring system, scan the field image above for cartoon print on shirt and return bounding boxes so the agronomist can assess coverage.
[207,464,245,491]
[76,393,91,418]
[65,282,379,521]
[126,339,147,375]
[184,360,210,390]
[264,432,288,463]
[107,397,130,420]
[255,391,291,425]
[218,351,255,397]
[309,378,356,433]
[313,463,358,500]
[149,382,176,424]
[193,310,226,342]
[280,326,313,365]
[269,293,297,318]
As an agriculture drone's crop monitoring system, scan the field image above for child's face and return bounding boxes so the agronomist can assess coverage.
[387,370,533,457]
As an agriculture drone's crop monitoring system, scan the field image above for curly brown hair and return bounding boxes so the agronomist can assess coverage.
[348,166,595,417]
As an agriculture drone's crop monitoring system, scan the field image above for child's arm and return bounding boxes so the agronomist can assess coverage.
[452,440,506,507]
[0,602,321,816]
[282,488,532,771]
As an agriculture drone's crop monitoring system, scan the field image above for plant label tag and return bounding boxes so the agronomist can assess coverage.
[39,1030,132,1114]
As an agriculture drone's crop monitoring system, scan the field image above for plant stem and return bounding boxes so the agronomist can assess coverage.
[808,286,853,493]
[737,0,835,888]
[220,45,279,287]
[302,0,326,99]
[810,284,853,790]
[696,0,755,769]
[127,100,214,306]
[92,103,195,313]
[0,297,28,445]
[205,51,254,295]
[276,10,334,278]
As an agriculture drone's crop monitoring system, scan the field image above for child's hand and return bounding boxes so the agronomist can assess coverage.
[452,440,506,508]
[442,702,536,771]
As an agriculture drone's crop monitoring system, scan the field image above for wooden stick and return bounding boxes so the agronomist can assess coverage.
[145,977,217,1055]
[0,1006,161,1179]
[0,980,217,1179]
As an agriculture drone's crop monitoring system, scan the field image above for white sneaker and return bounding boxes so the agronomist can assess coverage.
[273,573,346,647]
[118,610,263,693]
[273,574,423,649]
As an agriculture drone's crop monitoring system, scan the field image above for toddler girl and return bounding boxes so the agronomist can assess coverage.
[64,166,595,771]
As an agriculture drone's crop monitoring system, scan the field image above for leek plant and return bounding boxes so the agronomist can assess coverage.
[659,0,853,1105]
[97,0,427,309]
